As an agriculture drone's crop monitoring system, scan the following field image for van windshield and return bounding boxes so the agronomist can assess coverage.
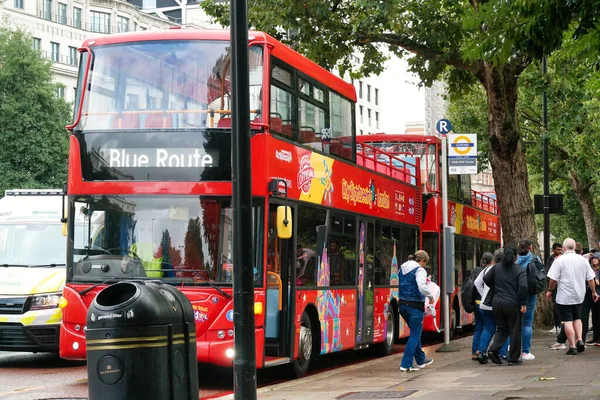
[0,224,66,266]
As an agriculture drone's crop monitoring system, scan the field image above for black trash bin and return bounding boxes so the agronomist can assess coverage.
[85,280,198,400]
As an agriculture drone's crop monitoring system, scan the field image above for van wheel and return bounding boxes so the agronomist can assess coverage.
[374,308,395,356]
[291,312,314,378]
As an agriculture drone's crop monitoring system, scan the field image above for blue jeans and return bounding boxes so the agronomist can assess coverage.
[399,304,426,369]
[472,303,484,354]
[522,294,536,354]
[477,308,496,353]
[479,308,509,356]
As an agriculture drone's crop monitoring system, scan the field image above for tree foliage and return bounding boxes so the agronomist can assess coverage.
[202,0,583,247]
[0,27,70,194]
[448,32,600,248]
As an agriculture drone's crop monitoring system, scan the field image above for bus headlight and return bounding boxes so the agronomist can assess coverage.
[29,293,61,311]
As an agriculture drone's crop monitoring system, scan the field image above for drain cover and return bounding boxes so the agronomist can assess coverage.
[337,391,418,399]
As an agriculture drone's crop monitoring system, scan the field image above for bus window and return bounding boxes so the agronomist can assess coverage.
[296,205,327,286]
[426,143,438,192]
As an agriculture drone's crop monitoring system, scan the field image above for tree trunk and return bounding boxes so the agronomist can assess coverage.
[570,170,600,249]
[479,63,538,249]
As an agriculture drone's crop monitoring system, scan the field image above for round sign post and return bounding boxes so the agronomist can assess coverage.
[436,119,456,351]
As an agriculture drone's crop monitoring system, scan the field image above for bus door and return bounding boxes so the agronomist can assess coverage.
[356,219,375,346]
[265,202,294,358]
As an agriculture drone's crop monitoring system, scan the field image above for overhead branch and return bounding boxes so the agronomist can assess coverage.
[359,32,478,73]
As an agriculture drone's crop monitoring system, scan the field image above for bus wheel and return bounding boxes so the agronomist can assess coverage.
[374,308,395,356]
[291,312,314,378]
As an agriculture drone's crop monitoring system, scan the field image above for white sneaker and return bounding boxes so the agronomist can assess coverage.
[550,342,567,350]
[522,352,535,360]
[400,365,420,372]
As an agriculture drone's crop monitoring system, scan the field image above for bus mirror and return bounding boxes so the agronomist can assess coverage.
[62,222,67,237]
[276,206,292,239]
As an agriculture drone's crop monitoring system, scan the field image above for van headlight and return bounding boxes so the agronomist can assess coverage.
[28,293,61,311]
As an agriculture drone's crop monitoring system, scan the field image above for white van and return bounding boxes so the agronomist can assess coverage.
[0,189,66,353]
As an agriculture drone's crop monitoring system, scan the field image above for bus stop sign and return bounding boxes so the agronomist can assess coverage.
[436,119,452,135]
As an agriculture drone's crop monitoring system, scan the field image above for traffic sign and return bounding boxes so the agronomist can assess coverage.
[436,119,452,135]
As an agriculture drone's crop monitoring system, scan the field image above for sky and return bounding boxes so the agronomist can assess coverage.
[378,56,426,134]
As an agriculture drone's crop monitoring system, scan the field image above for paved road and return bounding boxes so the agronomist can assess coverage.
[0,335,427,399]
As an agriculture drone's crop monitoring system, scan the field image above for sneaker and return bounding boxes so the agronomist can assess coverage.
[566,347,578,355]
[417,358,433,368]
[476,353,489,365]
[577,340,585,353]
[472,354,479,361]
[400,365,420,372]
[586,339,595,345]
[487,351,503,365]
[508,359,523,366]
[522,352,535,360]
[550,342,567,350]
[594,341,600,346]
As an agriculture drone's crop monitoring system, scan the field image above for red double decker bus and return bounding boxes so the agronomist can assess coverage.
[59,29,424,376]
[357,134,501,336]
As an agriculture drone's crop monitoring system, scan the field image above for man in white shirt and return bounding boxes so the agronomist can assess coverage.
[546,238,599,355]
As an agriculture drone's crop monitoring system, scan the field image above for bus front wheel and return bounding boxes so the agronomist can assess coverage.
[291,311,314,378]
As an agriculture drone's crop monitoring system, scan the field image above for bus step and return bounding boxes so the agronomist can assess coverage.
[265,340,281,357]
[264,356,291,367]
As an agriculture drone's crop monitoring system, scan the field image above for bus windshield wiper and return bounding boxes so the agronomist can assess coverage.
[0,264,29,267]
[161,268,231,299]
[78,277,129,296]
[30,263,66,268]
[190,271,231,299]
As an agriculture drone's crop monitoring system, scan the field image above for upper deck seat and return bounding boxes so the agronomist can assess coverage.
[143,113,173,128]
[217,117,232,128]
[269,117,283,133]
[299,129,316,144]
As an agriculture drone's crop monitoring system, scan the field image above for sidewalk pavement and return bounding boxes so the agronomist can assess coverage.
[218,329,600,399]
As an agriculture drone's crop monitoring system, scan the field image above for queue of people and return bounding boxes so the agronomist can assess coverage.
[467,237,600,366]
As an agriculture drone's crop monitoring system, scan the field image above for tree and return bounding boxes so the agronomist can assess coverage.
[449,32,600,249]
[201,0,581,247]
[0,27,70,194]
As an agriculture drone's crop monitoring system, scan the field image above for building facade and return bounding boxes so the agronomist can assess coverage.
[352,75,382,136]
[424,80,447,136]
[0,0,177,103]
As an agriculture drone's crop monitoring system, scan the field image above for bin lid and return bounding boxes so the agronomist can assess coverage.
[86,280,194,328]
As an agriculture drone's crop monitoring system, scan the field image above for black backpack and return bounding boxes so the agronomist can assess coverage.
[527,257,547,294]
[460,266,484,313]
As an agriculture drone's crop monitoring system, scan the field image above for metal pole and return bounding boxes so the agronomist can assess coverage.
[230,0,256,397]
[441,134,450,345]
[542,56,550,262]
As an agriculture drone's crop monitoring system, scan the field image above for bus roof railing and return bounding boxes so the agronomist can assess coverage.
[471,190,498,214]
[356,142,419,186]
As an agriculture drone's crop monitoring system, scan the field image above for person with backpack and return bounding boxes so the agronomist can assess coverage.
[516,239,543,361]
[470,252,493,360]
[484,245,529,365]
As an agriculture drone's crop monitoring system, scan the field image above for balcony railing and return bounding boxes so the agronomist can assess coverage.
[42,51,79,67]
[36,9,133,33]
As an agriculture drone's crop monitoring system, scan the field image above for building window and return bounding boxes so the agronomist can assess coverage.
[32,37,41,51]
[375,111,379,129]
[140,25,147,31]
[367,84,371,102]
[133,22,138,31]
[368,108,371,126]
[360,129,363,135]
[358,81,363,99]
[69,46,78,66]
[90,11,111,33]
[73,7,82,28]
[43,0,52,20]
[56,86,65,99]
[14,0,23,9]
[50,42,60,62]
[359,105,363,124]
[58,3,67,24]
[117,16,129,33]
[375,88,379,105]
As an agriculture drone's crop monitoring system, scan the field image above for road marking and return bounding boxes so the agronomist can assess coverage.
[0,386,43,397]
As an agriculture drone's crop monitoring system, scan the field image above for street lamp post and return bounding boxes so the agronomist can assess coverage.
[542,56,550,262]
